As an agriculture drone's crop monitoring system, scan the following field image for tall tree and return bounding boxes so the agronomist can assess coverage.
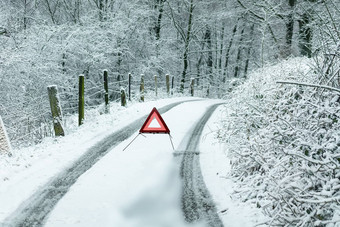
[154,0,166,40]
[244,23,255,77]
[234,26,245,78]
[284,0,296,57]
[181,0,194,93]
[167,0,195,93]
[205,26,213,87]
[223,21,239,82]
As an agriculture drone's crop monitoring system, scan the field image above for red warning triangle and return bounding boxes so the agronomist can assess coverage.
[139,107,170,134]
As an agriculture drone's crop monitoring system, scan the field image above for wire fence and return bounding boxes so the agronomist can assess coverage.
[0,71,195,150]
[0,93,53,148]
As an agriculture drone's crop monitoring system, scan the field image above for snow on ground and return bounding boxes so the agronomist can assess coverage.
[44,99,222,227]
[199,105,267,227]
[0,97,199,223]
[0,97,267,227]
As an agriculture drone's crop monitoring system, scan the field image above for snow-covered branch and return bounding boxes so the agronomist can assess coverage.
[276,80,340,93]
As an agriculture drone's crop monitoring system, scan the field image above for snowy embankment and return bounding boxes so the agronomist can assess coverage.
[217,58,340,226]
[200,105,266,226]
[0,97,197,223]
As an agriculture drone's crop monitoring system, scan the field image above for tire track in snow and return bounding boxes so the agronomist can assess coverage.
[177,103,224,227]
[3,100,199,227]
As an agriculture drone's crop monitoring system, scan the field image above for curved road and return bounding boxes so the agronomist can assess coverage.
[4,100,224,227]
[3,100,195,227]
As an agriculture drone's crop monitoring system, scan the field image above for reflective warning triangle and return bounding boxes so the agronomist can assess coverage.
[139,107,170,134]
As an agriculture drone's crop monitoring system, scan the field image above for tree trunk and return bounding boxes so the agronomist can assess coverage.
[76,0,81,23]
[99,0,105,21]
[24,0,28,29]
[104,70,109,113]
[234,27,245,78]
[205,26,213,86]
[44,0,57,24]
[196,31,207,87]
[283,0,296,58]
[117,38,122,82]
[299,12,312,58]
[219,23,225,75]
[180,0,194,93]
[223,21,238,82]
[62,53,66,73]
[217,23,225,98]
[154,0,165,40]
[244,24,255,77]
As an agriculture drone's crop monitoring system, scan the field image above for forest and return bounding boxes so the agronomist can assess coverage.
[0,0,339,226]
[0,0,337,146]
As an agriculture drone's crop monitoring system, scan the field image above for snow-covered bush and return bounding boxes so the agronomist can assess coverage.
[218,57,340,226]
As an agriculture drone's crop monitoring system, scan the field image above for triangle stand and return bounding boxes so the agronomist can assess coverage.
[123,133,141,151]
[123,107,174,151]
[123,132,175,151]
[169,134,175,150]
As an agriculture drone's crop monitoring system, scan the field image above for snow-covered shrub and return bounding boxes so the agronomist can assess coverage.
[218,57,340,226]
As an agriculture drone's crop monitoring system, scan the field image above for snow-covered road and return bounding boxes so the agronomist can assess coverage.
[43,100,224,227]
[1,98,265,227]
[178,103,223,226]
[2,99,223,227]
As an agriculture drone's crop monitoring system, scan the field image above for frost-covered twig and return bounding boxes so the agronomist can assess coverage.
[286,151,337,168]
[276,80,340,93]
[295,196,340,204]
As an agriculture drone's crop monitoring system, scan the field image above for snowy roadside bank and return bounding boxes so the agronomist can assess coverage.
[200,105,267,227]
[216,57,340,226]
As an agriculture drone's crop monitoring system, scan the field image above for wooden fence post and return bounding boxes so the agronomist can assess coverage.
[117,74,121,87]
[140,74,144,102]
[154,75,158,97]
[0,115,11,153]
[79,75,85,126]
[128,73,132,101]
[166,74,170,95]
[104,70,109,113]
[207,84,210,97]
[190,78,195,96]
[171,76,174,95]
[121,87,127,107]
[47,85,65,136]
